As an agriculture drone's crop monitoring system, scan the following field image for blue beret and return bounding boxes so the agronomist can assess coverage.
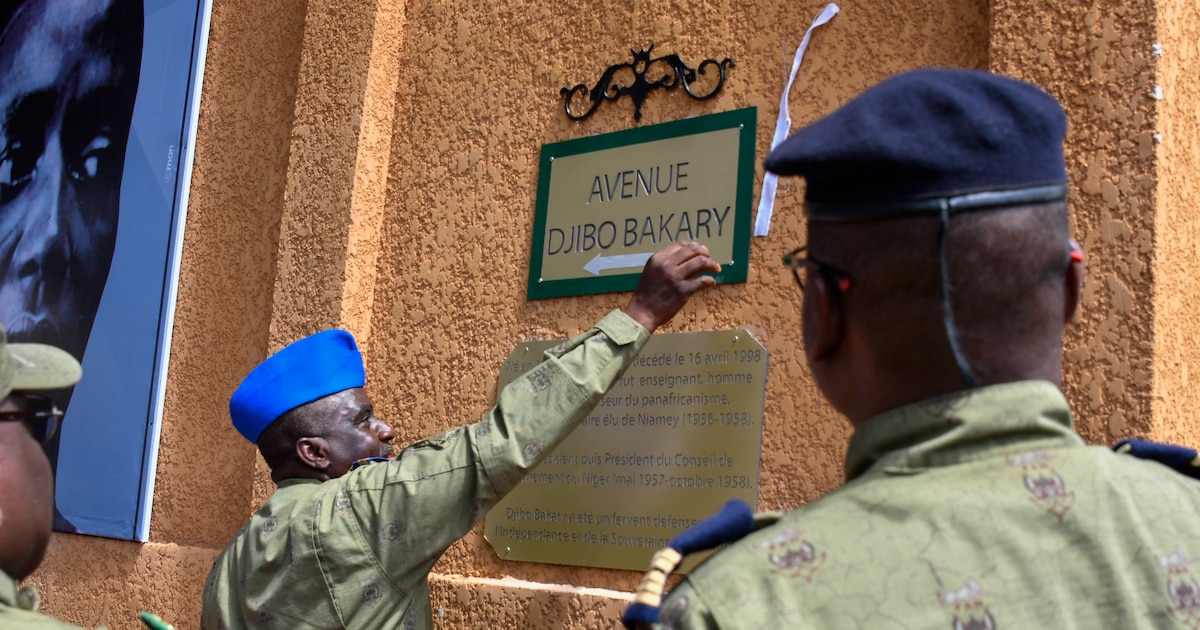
[764,67,1068,220]
[1114,438,1200,480]
[229,329,366,443]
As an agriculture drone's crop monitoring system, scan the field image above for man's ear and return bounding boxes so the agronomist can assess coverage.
[296,437,331,471]
[804,272,845,363]
[1064,240,1085,324]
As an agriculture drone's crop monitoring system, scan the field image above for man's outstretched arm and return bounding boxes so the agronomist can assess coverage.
[360,242,720,581]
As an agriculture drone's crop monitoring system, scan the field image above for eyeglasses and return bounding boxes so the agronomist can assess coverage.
[782,246,852,293]
[0,394,63,445]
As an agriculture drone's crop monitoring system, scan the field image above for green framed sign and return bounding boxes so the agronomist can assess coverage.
[528,108,756,299]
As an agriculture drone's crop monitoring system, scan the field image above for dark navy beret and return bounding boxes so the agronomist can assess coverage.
[764,67,1069,220]
[229,329,366,443]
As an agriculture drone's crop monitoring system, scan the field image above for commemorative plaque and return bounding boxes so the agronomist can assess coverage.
[485,329,766,572]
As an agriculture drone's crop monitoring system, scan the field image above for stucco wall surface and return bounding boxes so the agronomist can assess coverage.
[28,541,218,629]
[1150,0,1200,443]
[429,575,629,628]
[991,0,1162,444]
[248,0,410,509]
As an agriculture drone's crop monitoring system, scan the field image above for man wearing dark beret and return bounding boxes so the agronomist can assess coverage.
[629,68,1200,628]
[201,241,721,629]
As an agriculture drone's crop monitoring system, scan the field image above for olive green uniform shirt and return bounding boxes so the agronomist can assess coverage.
[658,381,1200,629]
[0,571,87,629]
[202,310,649,629]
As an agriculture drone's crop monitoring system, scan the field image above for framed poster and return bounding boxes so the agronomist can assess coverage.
[0,0,212,540]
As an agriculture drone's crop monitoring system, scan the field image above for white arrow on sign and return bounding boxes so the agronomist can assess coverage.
[583,252,654,276]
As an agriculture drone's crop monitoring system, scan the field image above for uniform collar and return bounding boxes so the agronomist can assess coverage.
[845,380,1082,481]
[277,477,323,489]
[0,569,40,611]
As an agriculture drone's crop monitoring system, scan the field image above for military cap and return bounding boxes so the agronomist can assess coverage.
[764,67,1068,220]
[0,323,81,400]
[229,329,366,443]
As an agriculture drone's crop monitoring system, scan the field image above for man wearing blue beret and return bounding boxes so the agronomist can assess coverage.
[629,69,1200,628]
[201,241,720,629]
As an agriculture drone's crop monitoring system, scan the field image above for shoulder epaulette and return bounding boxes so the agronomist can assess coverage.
[621,499,755,629]
[1114,438,1200,479]
[349,456,392,471]
[753,511,783,528]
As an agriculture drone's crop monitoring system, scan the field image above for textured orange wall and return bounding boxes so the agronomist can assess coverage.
[993,0,1200,450]
[248,0,409,509]
[20,0,1200,627]
[991,0,1162,444]
[1150,0,1200,443]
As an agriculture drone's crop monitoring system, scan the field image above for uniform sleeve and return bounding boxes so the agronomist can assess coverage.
[341,310,650,585]
[656,580,721,630]
[476,308,650,493]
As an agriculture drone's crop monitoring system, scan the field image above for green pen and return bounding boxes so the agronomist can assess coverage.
[138,611,174,630]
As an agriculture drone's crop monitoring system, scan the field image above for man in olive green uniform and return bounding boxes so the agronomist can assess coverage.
[0,325,87,628]
[201,242,721,629]
[632,69,1200,628]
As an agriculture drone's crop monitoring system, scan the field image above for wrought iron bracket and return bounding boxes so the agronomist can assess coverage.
[560,45,734,122]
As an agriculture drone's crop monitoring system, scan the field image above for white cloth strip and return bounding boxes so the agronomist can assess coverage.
[753,3,840,237]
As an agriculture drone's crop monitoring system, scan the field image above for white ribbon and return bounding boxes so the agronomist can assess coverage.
[753,3,840,237]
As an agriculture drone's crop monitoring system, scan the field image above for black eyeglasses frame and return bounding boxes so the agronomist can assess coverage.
[0,394,64,445]
[781,246,852,293]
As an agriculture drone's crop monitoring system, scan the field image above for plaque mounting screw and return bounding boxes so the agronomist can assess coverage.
[739,124,744,129]
[538,278,543,283]
[733,335,739,342]
[505,547,511,556]
[549,156,555,162]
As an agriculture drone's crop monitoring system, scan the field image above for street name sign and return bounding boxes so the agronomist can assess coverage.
[528,108,756,299]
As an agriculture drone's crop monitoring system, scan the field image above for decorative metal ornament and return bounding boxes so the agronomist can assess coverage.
[560,45,734,122]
